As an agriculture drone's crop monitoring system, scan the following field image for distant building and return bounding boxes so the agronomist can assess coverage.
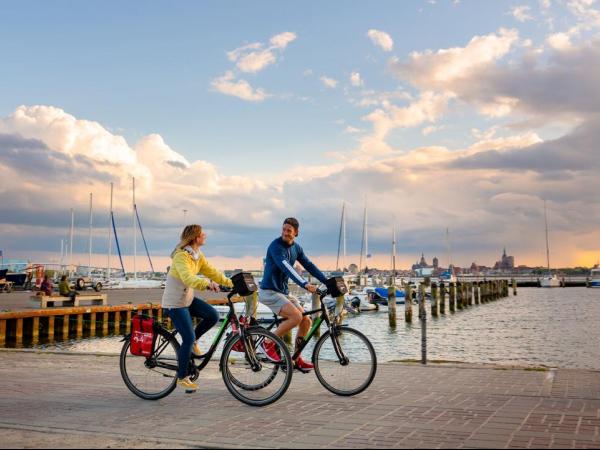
[494,248,515,271]
[412,253,439,277]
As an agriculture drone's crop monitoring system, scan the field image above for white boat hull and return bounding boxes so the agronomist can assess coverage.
[540,276,561,288]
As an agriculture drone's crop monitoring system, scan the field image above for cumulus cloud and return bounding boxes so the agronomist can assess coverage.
[227,32,297,74]
[350,72,364,87]
[211,71,269,102]
[367,29,394,52]
[320,76,338,89]
[511,5,533,22]
[392,28,519,90]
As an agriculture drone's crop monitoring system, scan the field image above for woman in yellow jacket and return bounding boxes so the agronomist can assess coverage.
[162,224,233,392]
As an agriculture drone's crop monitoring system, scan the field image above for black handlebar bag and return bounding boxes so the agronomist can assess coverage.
[326,276,348,297]
[231,272,258,297]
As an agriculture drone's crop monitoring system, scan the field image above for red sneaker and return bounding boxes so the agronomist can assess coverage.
[261,340,281,362]
[294,356,314,372]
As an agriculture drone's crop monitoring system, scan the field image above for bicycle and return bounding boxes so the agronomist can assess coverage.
[262,277,377,396]
[119,272,294,407]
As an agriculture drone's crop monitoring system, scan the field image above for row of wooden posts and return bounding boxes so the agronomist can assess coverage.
[387,279,516,327]
[0,298,244,348]
[1,281,515,347]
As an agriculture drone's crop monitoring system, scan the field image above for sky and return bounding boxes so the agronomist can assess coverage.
[1,0,600,271]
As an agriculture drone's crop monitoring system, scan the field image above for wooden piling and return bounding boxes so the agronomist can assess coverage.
[439,282,446,314]
[0,320,7,346]
[456,282,463,310]
[431,283,439,317]
[405,284,413,323]
[388,286,397,328]
[16,319,23,347]
[418,283,426,320]
[89,313,96,337]
[449,282,456,312]
[311,293,321,337]
[62,315,70,340]
[32,317,40,345]
[114,311,121,335]
[335,295,345,326]
[76,314,83,339]
[103,312,109,336]
[474,282,480,305]
[468,283,473,306]
[47,316,55,342]
[125,311,131,334]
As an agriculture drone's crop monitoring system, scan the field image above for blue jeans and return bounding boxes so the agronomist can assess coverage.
[164,298,220,379]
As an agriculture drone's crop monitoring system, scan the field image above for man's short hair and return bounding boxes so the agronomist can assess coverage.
[283,217,300,236]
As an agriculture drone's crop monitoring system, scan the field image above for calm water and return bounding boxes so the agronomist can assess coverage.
[33,288,600,370]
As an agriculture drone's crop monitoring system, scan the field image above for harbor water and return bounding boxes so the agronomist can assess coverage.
[31,287,600,370]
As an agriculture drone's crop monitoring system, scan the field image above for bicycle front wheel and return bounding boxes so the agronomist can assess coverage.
[120,328,180,400]
[313,326,377,396]
[221,327,293,407]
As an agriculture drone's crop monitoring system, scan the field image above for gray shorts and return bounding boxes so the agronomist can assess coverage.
[258,289,302,315]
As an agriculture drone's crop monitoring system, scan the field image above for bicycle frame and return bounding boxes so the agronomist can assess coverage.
[264,291,350,365]
[149,292,255,374]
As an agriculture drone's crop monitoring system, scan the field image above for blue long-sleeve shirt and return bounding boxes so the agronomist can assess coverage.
[260,237,328,295]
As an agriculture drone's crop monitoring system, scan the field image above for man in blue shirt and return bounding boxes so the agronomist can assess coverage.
[259,217,328,371]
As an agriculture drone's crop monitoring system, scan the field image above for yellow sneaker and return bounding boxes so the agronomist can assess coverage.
[177,376,198,393]
[192,341,202,356]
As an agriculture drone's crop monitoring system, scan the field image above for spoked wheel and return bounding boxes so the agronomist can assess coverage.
[221,327,293,407]
[313,326,377,396]
[120,328,180,400]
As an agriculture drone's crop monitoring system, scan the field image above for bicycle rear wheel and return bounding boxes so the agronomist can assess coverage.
[120,328,180,400]
[313,326,377,396]
[221,327,293,407]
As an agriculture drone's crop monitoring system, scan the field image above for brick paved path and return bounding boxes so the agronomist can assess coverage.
[0,350,599,449]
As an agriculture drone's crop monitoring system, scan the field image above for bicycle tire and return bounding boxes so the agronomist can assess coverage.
[120,327,180,401]
[313,326,377,396]
[221,327,293,407]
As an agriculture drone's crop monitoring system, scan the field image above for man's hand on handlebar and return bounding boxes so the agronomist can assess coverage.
[305,283,319,294]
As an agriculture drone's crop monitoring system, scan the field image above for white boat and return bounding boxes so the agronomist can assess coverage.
[540,274,561,288]
[214,302,275,321]
[589,267,600,288]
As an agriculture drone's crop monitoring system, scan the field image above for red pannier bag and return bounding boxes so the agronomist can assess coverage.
[130,315,155,357]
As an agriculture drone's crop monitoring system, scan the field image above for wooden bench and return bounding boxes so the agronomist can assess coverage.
[31,294,108,308]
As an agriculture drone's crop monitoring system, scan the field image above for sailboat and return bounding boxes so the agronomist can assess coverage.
[589,263,600,288]
[540,201,560,288]
[109,179,163,289]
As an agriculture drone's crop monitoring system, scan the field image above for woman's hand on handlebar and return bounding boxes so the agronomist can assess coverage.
[207,281,221,292]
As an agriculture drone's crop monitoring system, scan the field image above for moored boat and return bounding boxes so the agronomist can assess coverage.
[590,266,600,288]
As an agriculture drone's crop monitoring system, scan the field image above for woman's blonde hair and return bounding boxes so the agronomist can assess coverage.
[177,224,203,250]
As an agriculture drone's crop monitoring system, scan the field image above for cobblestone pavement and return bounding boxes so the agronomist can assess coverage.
[0,350,599,449]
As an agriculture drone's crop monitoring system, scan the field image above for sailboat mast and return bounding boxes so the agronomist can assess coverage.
[133,177,137,282]
[69,208,74,276]
[544,200,551,272]
[392,222,397,281]
[336,202,345,271]
[343,204,346,270]
[107,183,113,281]
[88,193,93,278]
[359,202,367,273]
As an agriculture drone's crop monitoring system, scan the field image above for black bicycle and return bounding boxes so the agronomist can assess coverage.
[263,277,377,396]
[119,273,293,407]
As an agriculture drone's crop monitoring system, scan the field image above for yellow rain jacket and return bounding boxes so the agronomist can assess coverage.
[161,248,233,308]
